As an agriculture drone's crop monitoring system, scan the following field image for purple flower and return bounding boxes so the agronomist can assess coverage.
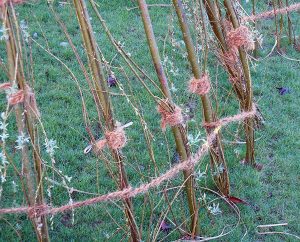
[160,220,172,233]
[107,74,117,87]
[276,87,291,95]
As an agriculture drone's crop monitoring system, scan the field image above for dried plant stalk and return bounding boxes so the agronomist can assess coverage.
[172,0,230,196]
[285,0,293,44]
[72,1,140,241]
[277,0,284,47]
[2,4,50,242]
[272,0,282,50]
[252,0,259,58]
[203,0,257,166]
[137,0,199,237]
[223,0,256,165]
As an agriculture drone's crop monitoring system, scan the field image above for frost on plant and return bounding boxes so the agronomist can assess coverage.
[12,181,18,193]
[20,20,29,43]
[188,131,205,146]
[213,164,225,176]
[44,139,58,156]
[198,193,207,203]
[0,112,9,143]
[208,203,222,215]
[1,174,6,183]
[0,24,9,41]
[15,132,30,150]
[195,170,206,181]
[64,175,72,183]
[0,151,8,166]
[0,111,9,197]
[170,83,177,93]
[0,132,9,142]
[0,121,8,131]
[163,56,179,76]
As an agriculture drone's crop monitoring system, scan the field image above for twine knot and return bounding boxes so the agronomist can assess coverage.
[227,25,255,51]
[222,50,239,67]
[8,90,24,105]
[0,82,24,105]
[24,85,40,118]
[0,82,12,90]
[105,128,127,150]
[122,186,134,199]
[157,99,183,131]
[1,83,40,117]
[203,120,221,129]
[188,74,211,96]
[94,125,129,152]
[203,104,257,128]
[27,204,49,219]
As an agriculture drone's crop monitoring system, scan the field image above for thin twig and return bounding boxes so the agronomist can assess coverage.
[126,4,172,11]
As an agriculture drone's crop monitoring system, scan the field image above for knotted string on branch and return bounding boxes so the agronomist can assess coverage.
[24,85,40,118]
[8,90,24,105]
[0,82,40,117]
[219,24,254,84]
[27,205,50,219]
[0,108,256,217]
[0,82,12,90]
[188,74,211,96]
[95,127,127,151]
[221,50,239,67]
[203,104,256,128]
[0,82,25,105]
[92,123,133,152]
[157,99,183,131]
[227,25,255,51]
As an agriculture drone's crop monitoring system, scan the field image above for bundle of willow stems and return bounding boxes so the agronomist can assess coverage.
[4,0,297,240]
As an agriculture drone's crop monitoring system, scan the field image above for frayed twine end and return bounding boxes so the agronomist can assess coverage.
[227,25,255,51]
[94,139,107,151]
[0,83,40,118]
[157,100,183,131]
[222,49,239,67]
[94,128,127,151]
[0,82,12,90]
[27,204,50,219]
[8,90,24,105]
[24,85,40,118]
[105,128,127,150]
[188,74,211,96]
[87,122,132,153]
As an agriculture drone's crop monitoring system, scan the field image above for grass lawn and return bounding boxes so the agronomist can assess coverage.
[0,0,299,241]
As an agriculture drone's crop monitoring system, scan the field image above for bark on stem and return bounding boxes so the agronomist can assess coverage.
[137,0,199,237]
[223,0,255,165]
[272,0,281,50]
[203,0,244,101]
[285,0,293,44]
[73,1,140,241]
[202,0,256,166]
[3,5,50,242]
[172,0,230,196]
[252,0,259,58]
